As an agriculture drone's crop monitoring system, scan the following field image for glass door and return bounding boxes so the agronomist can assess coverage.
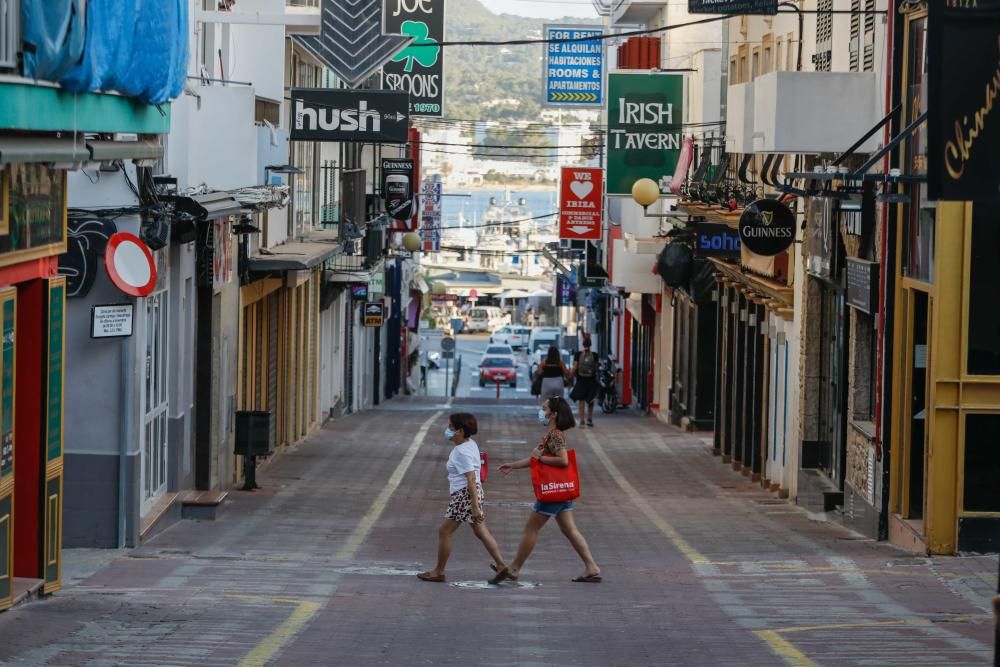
[141,291,169,514]
[905,291,929,520]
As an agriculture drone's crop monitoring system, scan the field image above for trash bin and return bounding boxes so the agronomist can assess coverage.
[450,317,465,334]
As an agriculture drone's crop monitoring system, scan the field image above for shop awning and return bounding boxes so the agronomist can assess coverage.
[0,137,88,165]
[169,192,244,221]
[249,229,340,272]
[86,139,163,164]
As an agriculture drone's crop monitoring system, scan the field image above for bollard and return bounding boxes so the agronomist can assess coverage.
[496,378,501,399]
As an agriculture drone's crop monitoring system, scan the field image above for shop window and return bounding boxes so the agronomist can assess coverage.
[0,164,67,265]
[964,414,1000,512]
[967,203,1000,375]
[902,17,933,283]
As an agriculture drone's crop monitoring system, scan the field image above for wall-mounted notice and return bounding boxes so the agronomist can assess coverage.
[91,304,134,338]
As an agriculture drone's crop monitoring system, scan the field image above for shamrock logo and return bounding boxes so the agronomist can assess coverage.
[391,20,440,73]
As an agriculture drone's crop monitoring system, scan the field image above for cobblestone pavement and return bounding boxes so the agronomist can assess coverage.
[1,398,996,666]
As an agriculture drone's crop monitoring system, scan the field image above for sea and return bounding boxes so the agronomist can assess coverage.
[440,188,559,229]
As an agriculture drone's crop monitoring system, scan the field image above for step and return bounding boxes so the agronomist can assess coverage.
[8,578,44,611]
[180,490,229,520]
[140,492,180,543]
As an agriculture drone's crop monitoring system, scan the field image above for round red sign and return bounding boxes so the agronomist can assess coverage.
[105,232,157,297]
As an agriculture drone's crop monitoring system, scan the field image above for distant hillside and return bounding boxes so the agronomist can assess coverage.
[443,0,598,122]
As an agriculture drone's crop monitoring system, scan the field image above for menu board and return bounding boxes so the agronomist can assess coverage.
[846,258,879,315]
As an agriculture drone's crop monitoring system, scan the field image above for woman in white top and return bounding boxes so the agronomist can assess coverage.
[417,413,507,582]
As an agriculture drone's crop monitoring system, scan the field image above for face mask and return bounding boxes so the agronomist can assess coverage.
[444,427,456,439]
[538,409,549,425]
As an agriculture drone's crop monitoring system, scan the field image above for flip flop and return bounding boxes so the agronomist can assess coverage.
[489,563,518,581]
[488,567,513,585]
[571,574,602,583]
[416,571,445,582]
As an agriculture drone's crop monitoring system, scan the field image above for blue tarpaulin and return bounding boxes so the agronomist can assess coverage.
[22,0,188,105]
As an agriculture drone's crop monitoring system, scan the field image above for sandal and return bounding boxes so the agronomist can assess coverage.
[488,567,514,585]
[416,571,445,582]
[489,563,518,581]
[571,574,602,583]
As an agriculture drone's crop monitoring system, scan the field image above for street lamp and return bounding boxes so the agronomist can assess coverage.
[402,232,421,252]
[630,178,691,229]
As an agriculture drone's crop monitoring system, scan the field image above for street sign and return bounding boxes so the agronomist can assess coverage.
[559,166,604,240]
[294,0,411,88]
[441,336,456,352]
[544,24,604,107]
[606,72,684,196]
[382,0,445,116]
[104,233,157,297]
[290,89,410,143]
[688,0,777,15]
[382,158,415,221]
[363,302,385,327]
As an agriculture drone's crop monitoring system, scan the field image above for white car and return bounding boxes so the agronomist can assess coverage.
[529,326,563,354]
[466,306,505,333]
[483,344,516,364]
[490,326,530,349]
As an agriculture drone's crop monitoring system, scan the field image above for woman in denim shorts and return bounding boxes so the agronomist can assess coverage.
[489,397,601,584]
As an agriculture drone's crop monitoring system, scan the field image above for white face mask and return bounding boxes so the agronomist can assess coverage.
[538,409,549,425]
[444,427,456,440]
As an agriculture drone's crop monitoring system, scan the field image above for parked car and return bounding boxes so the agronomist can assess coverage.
[529,326,564,353]
[490,325,530,349]
[466,306,505,333]
[483,343,516,363]
[479,356,517,388]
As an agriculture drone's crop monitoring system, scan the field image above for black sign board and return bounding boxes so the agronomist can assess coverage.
[693,222,742,258]
[350,283,369,300]
[688,0,776,15]
[927,0,1000,201]
[381,158,415,221]
[556,274,577,307]
[739,199,795,256]
[363,301,385,327]
[290,88,410,143]
[382,0,445,117]
[846,258,879,315]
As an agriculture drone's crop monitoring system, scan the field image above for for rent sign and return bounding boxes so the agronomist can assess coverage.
[544,24,604,107]
[606,72,684,196]
[559,167,603,240]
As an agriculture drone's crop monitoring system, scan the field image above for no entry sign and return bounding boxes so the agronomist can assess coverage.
[559,167,603,240]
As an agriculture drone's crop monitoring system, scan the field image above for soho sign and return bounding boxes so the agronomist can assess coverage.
[738,199,795,256]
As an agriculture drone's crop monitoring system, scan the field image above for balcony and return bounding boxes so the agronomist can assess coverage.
[751,71,880,154]
[611,1,663,27]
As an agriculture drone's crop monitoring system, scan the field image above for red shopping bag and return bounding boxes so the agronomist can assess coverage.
[530,450,580,502]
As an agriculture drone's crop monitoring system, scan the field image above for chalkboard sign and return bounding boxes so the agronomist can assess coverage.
[846,258,879,314]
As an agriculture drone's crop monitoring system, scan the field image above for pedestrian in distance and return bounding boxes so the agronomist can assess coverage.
[535,345,570,405]
[570,335,598,428]
[489,397,601,584]
[417,413,507,583]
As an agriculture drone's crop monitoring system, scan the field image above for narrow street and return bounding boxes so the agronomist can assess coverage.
[0,400,993,666]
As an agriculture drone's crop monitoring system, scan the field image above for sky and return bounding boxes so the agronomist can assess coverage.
[489,0,599,20]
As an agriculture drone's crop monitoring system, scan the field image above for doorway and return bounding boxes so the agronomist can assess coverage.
[817,283,848,486]
[904,290,929,521]
[141,291,169,515]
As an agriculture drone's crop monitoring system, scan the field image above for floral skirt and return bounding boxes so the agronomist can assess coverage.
[445,484,485,523]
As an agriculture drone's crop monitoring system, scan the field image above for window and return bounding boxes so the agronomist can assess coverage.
[776,38,784,71]
[901,17,933,283]
[967,203,1000,375]
[255,98,281,125]
[787,32,796,70]
[762,34,773,74]
[729,57,738,84]
[290,58,321,236]
[752,47,760,79]
[964,414,1000,511]
[851,311,878,423]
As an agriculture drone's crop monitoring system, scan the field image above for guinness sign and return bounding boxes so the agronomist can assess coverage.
[738,199,795,256]
[381,158,415,222]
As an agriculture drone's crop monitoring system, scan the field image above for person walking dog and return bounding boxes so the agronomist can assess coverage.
[489,397,601,584]
[570,335,598,428]
[417,413,506,582]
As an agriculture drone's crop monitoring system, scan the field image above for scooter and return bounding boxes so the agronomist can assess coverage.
[427,352,441,370]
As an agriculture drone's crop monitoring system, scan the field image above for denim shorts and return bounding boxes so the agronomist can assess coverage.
[532,500,575,517]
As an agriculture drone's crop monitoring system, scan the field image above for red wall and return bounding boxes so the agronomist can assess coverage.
[13,280,43,578]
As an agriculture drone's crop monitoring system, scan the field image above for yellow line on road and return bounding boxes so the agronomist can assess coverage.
[336,410,443,561]
[753,631,818,667]
[227,595,322,667]
[583,431,709,565]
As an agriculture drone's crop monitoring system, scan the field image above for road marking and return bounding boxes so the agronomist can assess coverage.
[335,410,443,561]
[583,431,709,565]
[752,631,817,667]
[228,595,322,667]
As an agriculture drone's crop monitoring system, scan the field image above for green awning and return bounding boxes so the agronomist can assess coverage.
[0,137,88,165]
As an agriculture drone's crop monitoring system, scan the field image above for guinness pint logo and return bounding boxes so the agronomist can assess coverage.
[739,199,795,256]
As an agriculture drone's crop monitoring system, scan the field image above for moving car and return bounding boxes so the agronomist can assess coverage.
[483,343,516,363]
[466,306,505,333]
[490,325,530,349]
[479,356,517,388]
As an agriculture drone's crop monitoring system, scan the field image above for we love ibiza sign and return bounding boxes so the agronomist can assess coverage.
[559,167,604,240]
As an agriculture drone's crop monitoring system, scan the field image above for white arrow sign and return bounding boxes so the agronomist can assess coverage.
[294,0,412,87]
[568,225,593,236]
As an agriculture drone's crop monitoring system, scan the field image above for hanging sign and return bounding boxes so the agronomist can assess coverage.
[692,222,742,258]
[363,301,385,327]
[91,304,135,338]
[382,158,415,222]
[556,274,577,307]
[607,72,684,196]
[738,199,795,256]
[688,0,776,15]
[544,24,604,107]
[927,0,1000,201]
[845,258,879,315]
[350,283,369,300]
[104,232,157,297]
[290,89,410,143]
[420,175,442,251]
[382,0,445,116]
[559,167,604,240]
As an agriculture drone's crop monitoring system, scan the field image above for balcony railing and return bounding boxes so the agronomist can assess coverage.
[0,0,19,70]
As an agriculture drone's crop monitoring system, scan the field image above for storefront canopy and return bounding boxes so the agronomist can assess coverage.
[0,137,88,165]
[249,229,340,272]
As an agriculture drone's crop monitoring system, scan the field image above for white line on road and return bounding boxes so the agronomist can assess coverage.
[335,410,443,561]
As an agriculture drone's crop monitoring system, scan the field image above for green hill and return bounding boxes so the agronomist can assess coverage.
[443,0,598,122]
